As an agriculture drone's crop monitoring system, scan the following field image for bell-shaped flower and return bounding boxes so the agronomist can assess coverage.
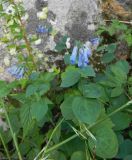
[70,46,78,64]
[7,65,25,79]
[78,48,84,67]
[90,38,100,49]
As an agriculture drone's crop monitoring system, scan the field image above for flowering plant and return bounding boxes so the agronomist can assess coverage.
[0,1,132,160]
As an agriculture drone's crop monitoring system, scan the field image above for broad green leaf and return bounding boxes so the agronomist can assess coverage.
[72,96,102,124]
[26,83,50,97]
[111,64,127,85]
[61,66,80,87]
[111,87,124,97]
[111,112,131,131]
[31,99,48,122]
[60,96,75,120]
[50,151,66,160]
[117,140,132,159]
[79,66,96,77]
[89,125,118,158]
[26,84,39,97]
[114,60,130,74]
[0,81,18,97]
[38,83,50,96]
[20,103,33,136]
[101,52,115,63]
[80,83,102,98]
[125,155,132,160]
[71,151,85,160]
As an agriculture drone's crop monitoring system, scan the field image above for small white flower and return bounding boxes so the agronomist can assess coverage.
[5,5,15,15]
[34,39,42,45]
[9,48,17,55]
[4,57,10,66]
[66,37,71,49]
[37,53,43,58]
[37,7,48,20]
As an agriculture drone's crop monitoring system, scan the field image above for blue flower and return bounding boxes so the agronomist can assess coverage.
[90,38,100,47]
[70,46,78,64]
[7,65,25,79]
[78,47,91,67]
[78,48,84,67]
[36,25,48,34]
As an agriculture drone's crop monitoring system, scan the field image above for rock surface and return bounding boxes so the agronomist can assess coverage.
[0,0,131,80]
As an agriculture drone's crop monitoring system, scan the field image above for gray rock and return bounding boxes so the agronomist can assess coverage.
[0,0,102,80]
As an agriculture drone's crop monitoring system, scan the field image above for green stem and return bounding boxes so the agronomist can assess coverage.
[2,102,23,160]
[35,118,64,160]
[0,133,11,160]
[45,100,132,154]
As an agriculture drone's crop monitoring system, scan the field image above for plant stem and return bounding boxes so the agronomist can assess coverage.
[45,100,132,154]
[35,118,64,160]
[1,101,23,160]
[10,0,37,71]
[0,133,11,160]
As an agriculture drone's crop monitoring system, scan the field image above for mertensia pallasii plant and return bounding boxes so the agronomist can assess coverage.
[0,0,132,160]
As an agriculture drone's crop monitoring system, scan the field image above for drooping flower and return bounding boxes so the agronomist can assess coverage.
[7,65,25,79]
[70,46,78,64]
[36,25,48,34]
[77,46,92,67]
[78,48,84,67]
[90,38,100,49]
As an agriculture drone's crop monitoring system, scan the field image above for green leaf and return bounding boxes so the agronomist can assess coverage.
[26,84,39,97]
[89,125,118,158]
[125,155,132,160]
[31,99,48,122]
[115,60,130,74]
[128,87,132,96]
[72,96,102,124]
[111,87,124,97]
[101,52,115,63]
[60,96,75,120]
[26,83,50,97]
[80,83,102,98]
[71,151,85,160]
[50,151,66,160]
[117,140,132,159]
[61,66,80,87]
[20,103,33,136]
[111,112,131,131]
[129,131,132,139]
[79,66,96,77]
[0,81,18,98]
[64,54,71,65]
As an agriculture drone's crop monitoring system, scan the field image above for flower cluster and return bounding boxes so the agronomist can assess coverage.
[70,38,100,67]
[7,65,25,79]
[36,25,49,34]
